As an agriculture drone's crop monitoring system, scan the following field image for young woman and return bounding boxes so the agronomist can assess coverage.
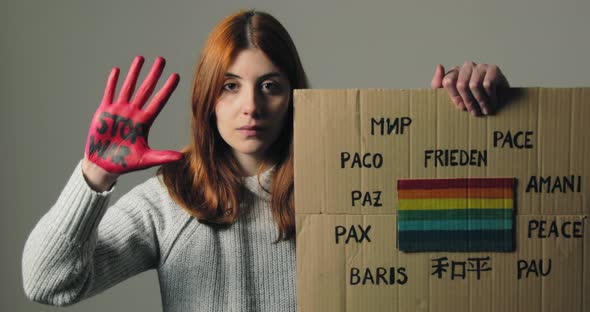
[22,9,508,312]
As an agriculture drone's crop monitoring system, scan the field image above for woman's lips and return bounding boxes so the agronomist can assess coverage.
[237,126,263,136]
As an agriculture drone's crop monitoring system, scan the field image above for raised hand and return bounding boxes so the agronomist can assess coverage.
[431,61,510,116]
[85,56,183,175]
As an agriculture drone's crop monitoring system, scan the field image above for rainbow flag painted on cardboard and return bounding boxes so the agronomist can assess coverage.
[397,178,516,252]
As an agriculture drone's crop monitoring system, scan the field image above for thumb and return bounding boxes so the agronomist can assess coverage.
[431,64,445,89]
[140,149,184,168]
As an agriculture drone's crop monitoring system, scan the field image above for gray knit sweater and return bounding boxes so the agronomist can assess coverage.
[22,160,296,311]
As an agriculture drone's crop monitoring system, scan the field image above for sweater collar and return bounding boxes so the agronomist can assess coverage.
[241,165,275,201]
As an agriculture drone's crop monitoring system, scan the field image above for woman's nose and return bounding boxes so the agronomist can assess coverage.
[241,88,262,117]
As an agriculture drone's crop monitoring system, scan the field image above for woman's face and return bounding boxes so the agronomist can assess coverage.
[215,48,291,162]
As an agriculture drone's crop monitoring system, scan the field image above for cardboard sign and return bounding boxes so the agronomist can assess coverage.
[294,88,589,312]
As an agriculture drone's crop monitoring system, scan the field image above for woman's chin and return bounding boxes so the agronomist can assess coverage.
[231,143,269,158]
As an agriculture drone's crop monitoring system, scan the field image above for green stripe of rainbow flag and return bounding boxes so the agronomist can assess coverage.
[397,178,515,252]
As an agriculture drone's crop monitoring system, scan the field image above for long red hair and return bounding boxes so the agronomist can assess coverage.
[158,10,308,241]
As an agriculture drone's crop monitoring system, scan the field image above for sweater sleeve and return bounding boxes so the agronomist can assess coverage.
[22,160,160,306]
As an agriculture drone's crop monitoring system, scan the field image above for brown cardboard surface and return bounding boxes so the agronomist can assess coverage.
[294,88,589,312]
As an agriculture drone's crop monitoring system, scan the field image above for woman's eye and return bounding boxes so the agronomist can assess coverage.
[223,82,237,91]
[261,81,280,93]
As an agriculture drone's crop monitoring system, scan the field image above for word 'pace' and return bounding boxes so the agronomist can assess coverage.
[341,152,383,168]
[493,130,534,149]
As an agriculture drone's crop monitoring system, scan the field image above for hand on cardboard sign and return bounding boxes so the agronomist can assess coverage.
[84,56,183,179]
[431,61,509,116]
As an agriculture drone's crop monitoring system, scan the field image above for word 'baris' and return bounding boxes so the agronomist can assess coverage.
[335,225,371,244]
[370,117,412,135]
[525,175,582,193]
[424,149,487,168]
[350,267,408,286]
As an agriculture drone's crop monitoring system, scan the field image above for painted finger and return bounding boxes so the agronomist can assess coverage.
[118,55,145,103]
[132,56,165,108]
[144,73,180,122]
[140,149,184,169]
[101,67,119,106]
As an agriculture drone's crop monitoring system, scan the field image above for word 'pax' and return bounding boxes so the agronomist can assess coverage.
[335,225,372,244]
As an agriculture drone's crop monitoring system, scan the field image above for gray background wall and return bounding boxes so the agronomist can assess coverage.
[2,0,589,311]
